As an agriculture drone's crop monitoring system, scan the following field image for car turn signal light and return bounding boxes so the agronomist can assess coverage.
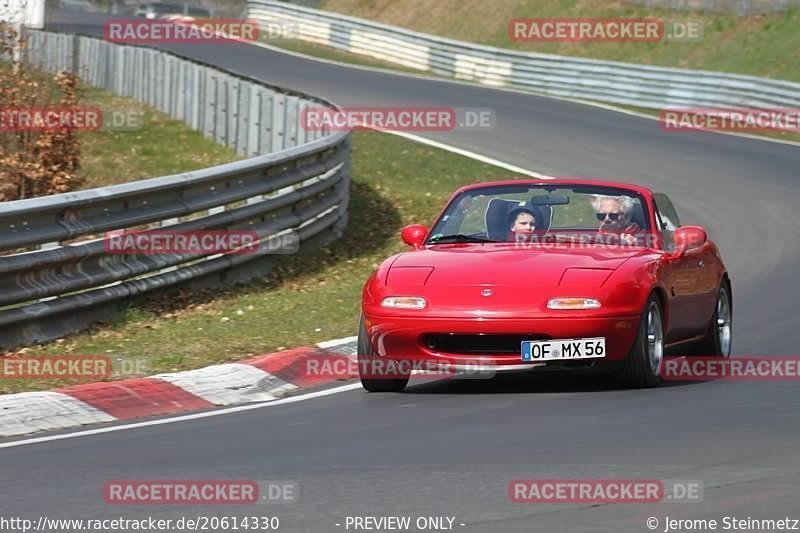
[547,297,601,310]
[381,297,427,310]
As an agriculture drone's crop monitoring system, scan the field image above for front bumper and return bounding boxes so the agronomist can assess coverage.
[362,314,641,366]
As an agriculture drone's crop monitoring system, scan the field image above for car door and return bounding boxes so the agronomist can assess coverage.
[653,194,714,341]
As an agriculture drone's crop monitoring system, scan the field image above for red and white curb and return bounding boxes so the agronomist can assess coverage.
[0,337,357,438]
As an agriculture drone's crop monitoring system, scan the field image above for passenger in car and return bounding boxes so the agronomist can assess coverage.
[507,207,537,242]
[592,195,640,245]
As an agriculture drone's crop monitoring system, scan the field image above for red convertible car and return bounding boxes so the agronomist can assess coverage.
[358,179,732,391]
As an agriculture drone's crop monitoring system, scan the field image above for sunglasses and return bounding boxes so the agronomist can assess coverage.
[596,212,624,222]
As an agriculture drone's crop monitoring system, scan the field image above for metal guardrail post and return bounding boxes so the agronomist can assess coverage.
[286,95,299,149]
[71,33,79,75]
[273,94,286,152]
[260,90,273,155]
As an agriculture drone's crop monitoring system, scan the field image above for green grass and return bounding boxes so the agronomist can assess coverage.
[321,0,800,82]
[78,87,240,188]
[0,61,239,190]
[2,130,509,394]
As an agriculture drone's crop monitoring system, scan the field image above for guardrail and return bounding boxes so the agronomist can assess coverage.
[0,30,351,350]
[248,0,800,110]
[24,30,331,155]
[625,0,800,15]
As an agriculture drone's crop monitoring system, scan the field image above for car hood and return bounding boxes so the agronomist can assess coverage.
[388,243,644,287]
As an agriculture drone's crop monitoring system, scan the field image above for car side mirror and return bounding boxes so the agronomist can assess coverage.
[671,225,707,259]
[401,224,428,249]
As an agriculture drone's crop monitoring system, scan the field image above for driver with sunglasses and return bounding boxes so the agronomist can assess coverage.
[592,195,640,245]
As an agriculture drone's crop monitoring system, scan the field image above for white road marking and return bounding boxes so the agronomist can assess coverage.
[560,97,800,148]
[0,383,364,449]
[384,131,552,178]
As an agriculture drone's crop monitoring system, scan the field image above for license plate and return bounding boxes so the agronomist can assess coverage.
[521,337,606,362]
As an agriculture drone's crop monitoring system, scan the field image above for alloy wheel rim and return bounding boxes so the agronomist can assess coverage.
[647,302,664,376]
[717,287,732,357]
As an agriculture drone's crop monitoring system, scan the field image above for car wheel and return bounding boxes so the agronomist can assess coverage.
[357,315,409,392]
[620,294,665,388]
[694,280,733,358]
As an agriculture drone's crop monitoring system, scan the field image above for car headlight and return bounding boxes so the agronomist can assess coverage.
[381,296,427,310]
[547,297,601,310]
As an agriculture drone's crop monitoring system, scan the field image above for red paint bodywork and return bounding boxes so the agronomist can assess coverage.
[361,179,728,369]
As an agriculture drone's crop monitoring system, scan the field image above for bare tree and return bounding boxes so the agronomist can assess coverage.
[0,21,84,201]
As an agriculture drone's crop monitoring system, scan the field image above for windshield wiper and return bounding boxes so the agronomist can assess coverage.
[427,234,498,244]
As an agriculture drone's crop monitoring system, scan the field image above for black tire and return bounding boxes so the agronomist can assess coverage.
[620,294,665,388]
[357,315,409,392]
[692,280,733,358]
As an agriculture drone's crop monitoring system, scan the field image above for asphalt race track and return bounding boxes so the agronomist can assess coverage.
[2,10,798,532]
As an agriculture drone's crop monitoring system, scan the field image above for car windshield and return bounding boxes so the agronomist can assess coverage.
[427,183,650,245]
[148,3,183,14]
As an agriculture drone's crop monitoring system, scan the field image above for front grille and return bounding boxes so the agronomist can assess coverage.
[421,334,550,355]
